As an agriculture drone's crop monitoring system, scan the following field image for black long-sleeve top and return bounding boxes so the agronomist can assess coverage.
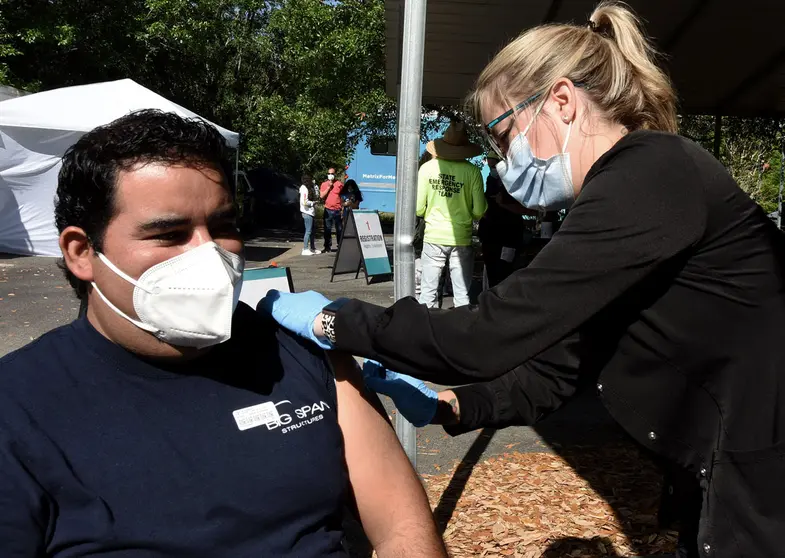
[443,333,587,435]
[334,131,785,557]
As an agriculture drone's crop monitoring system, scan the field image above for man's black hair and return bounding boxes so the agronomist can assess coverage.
[55,109,233,300]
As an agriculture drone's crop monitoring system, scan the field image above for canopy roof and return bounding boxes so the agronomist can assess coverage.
[385,0,785,117]
[0,78,239,147]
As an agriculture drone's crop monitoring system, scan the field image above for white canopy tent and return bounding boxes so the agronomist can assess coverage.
[0,78,239,256]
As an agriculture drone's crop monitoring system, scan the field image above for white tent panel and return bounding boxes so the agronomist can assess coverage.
[0,129,81,256]
[0,79,239,146]
[0,79,239,256]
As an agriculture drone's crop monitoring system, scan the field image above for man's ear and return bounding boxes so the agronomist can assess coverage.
[59,226,95,283]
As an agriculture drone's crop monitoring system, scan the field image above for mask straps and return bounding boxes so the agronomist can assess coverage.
[521,98,547,137]
[90,281,159,334]
[97,253,155,294]
[91,252,159,334]
[562,120,573,153]
[521,96,572,153]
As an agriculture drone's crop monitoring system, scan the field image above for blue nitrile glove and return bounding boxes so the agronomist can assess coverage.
[362,359,437,427]
[257,290,333,349]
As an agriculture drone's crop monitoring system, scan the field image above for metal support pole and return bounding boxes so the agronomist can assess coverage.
[235,149,240,194]
[233,148,243,219]
[713,114,722,159]
[778,121,783,231]
[392,0,427,467]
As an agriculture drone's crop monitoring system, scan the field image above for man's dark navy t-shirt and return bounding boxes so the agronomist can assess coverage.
[0,303,350,556]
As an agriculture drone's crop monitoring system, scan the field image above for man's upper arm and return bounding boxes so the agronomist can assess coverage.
[327,353,446,557]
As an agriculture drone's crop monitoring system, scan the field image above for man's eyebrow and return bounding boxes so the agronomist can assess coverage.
[138,215,192,232]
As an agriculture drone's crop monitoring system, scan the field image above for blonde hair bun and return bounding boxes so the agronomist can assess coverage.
[470,1,677,133]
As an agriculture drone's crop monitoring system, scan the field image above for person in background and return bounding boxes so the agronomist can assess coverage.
[299,173,321,256]
[340,179,363,220]
[539,210,561,239]
[416,121,487,308]
[320,167,344,252]
[0,110,448,557]
[478,154,537,288]
[413,151,432,298]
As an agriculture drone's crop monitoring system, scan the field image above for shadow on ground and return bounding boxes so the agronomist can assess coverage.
[433,428,497,533]
[245,227,303,242]
[243,245,290,263]
[541,536,633,557]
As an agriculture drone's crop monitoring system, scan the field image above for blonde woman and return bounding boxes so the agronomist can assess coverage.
[261,3,785,556]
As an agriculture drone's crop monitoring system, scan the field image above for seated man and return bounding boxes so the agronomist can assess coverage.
[0,110,446,557]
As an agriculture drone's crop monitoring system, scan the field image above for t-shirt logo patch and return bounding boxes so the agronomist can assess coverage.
[233,401,283,431]
[233,400,332,434]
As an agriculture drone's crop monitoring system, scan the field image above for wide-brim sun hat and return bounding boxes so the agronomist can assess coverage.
[426,121,483,160]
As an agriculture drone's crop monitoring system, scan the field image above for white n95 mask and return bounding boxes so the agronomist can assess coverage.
[91,242,245,349]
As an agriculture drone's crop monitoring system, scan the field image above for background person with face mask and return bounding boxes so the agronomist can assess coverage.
[320,167,345,252]
[0,110,447,557]
[260,2,785,556]
[299,173,321,256]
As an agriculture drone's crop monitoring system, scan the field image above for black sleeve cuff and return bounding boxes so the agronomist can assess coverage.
[442,383,503,437]
[334,298,388,358]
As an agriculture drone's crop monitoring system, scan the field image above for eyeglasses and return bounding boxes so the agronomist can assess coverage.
[484,92,543,158]
[483,82,586,158]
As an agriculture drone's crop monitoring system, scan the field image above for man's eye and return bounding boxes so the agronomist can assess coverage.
[152,231,189,242]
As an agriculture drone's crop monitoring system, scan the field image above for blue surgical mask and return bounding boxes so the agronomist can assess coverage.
[495,104,575,211]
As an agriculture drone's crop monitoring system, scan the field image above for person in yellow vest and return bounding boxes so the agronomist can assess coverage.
[416,122,487,308]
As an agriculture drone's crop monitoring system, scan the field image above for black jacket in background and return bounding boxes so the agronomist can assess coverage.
[477,174,525,247]
[334,131,785,557]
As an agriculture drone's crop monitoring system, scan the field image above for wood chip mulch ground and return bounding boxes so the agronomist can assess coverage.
[421,445,678,557]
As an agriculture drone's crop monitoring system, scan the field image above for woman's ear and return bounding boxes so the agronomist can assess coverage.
[59,226,95,283]
[549,78,577,124]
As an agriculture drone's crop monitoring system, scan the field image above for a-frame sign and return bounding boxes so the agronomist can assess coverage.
[330,209,392,284]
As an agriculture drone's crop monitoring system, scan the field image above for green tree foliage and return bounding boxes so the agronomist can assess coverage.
[246,0,395,176]
[680,115,783,213]
[0,0,393,176]
[0,3,19,83]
